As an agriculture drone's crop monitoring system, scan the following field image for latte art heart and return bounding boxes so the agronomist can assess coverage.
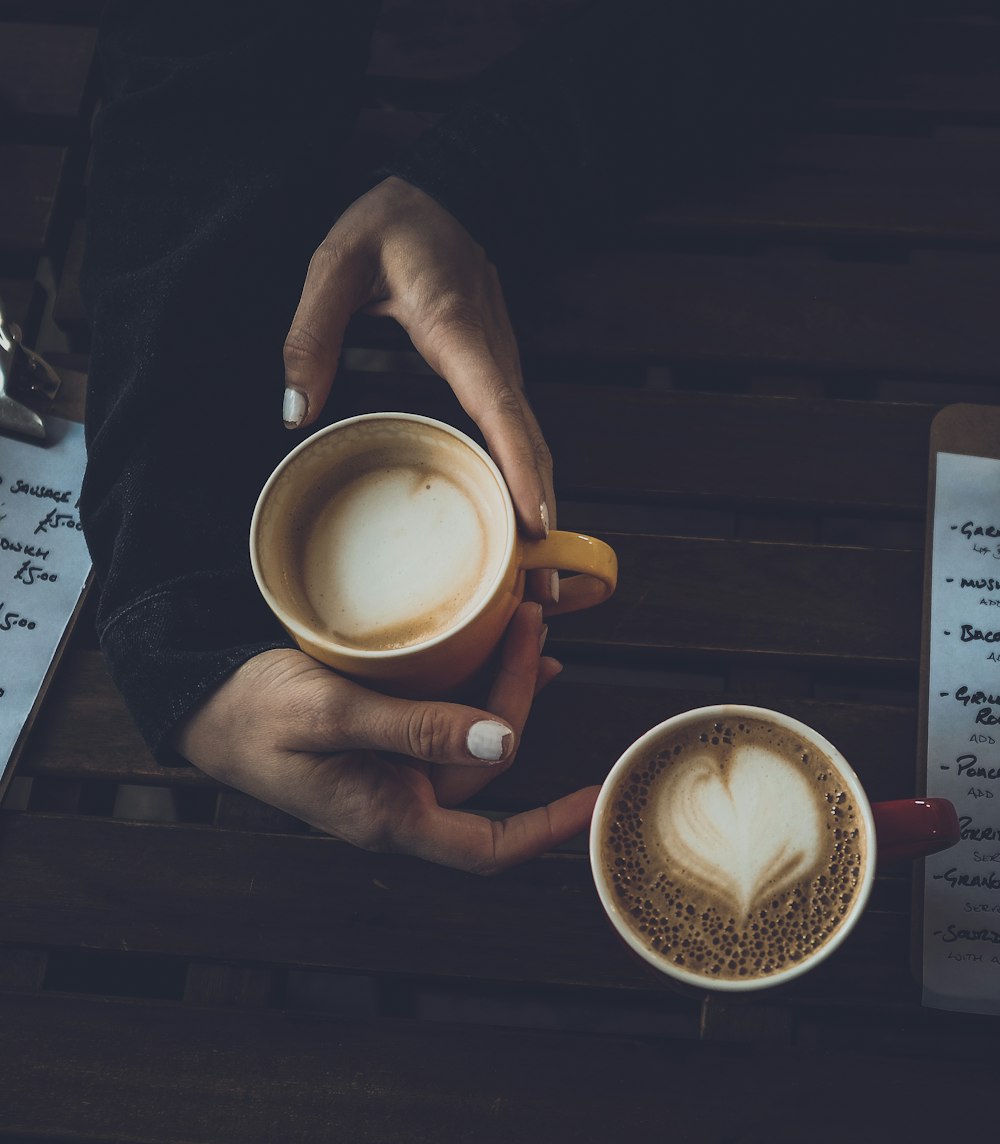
[656,744,824,919]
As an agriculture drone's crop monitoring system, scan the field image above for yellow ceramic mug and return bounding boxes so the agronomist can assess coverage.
[250,412,617,696]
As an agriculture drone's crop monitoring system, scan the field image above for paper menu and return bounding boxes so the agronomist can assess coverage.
[921,430,1000,1013]
[0,415,92,800]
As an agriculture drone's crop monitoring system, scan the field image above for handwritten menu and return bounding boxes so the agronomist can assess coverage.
[922,450,1000,1014]
[0,417,91,798]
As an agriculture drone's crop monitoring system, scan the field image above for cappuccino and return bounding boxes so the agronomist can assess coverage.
[597,711,869,986]
[252,411,616,696]
[284,418,508,651]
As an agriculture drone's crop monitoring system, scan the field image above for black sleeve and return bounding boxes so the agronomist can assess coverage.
[80,1,379,762]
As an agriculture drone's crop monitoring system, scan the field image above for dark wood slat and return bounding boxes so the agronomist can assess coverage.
[899,14,1000,74]
[550,534,922,671]
[642,128,1000,247]
[524,248,1000,378]
[13,650,188,785]
[0,813,923,1008]
[0,144,65,256]
[536,387,938,514]
[3,989,991,1144]
[844,69,1000,119]
[0,23,96,133]
[182,962,276,1008]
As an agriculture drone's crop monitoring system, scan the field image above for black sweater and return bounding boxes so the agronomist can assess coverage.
[80,1,890,762]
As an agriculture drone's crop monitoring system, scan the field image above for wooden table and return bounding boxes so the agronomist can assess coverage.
[2,4,999,1140]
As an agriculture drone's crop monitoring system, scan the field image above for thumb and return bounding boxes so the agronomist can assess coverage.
[282,238,374,429]
[332,682,516,767]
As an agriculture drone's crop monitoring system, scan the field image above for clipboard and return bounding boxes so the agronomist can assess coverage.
[915,403,1000,1013]
[0,303,93,805]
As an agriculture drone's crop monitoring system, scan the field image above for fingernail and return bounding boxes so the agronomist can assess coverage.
[550,571,560,604]
[283,387,307,428]
[467,719,511,763]
[540,501,550,537]
[539,624,549,654]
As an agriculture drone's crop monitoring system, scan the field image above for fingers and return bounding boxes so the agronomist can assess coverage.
[282,230,376,430]
[408,289,560,609]
[431,606,556,807]
[319,604,547,768]
[332,685,515,766]
[423,319,554,543]
[403,785,601,874]
[363,184,554,545]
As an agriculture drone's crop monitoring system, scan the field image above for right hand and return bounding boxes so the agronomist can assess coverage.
[282,175,559,605]
[173,603,598,874]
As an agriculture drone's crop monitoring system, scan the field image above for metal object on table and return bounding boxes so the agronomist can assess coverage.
[0,295,62,441]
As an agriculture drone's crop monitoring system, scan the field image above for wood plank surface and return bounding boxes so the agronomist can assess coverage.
[548,533,922,670]
[841,69,1000,120]
[2,989,991,1144]
[641,128,1000,247]
[525,248,1000,378]
[532,387,937,514]
[0,813,920,1008]
[1,5,994,1141]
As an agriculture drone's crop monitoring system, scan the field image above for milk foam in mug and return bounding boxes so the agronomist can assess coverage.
[251,412,618,695]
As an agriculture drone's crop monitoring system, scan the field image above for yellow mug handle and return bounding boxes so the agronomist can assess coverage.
[521,531,618,616]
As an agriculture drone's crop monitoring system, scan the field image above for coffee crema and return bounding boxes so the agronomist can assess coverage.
[600,714,868,984]
[297,448,506,651]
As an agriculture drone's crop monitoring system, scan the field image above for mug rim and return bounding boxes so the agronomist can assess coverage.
[589,704,878,993]
[249,411,517,661]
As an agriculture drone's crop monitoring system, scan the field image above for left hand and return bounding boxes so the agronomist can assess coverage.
[174,603,598,873]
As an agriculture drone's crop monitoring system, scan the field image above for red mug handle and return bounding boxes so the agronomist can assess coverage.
[871,798,960,865]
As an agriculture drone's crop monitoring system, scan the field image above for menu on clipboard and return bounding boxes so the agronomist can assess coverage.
[0,412,92,802]
[919,404,1000,1015]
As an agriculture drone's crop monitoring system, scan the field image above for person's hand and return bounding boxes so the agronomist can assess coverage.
[282,175,559,604]
[172,604,598,873]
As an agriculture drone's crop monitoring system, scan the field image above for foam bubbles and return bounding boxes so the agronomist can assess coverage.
[603,716,867,984]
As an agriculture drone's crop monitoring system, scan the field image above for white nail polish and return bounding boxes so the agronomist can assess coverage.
[283,387,306,427]
[540,501,550,537]
[467,720,510,762]
[539,624,549,654]
[550,571,560,604]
